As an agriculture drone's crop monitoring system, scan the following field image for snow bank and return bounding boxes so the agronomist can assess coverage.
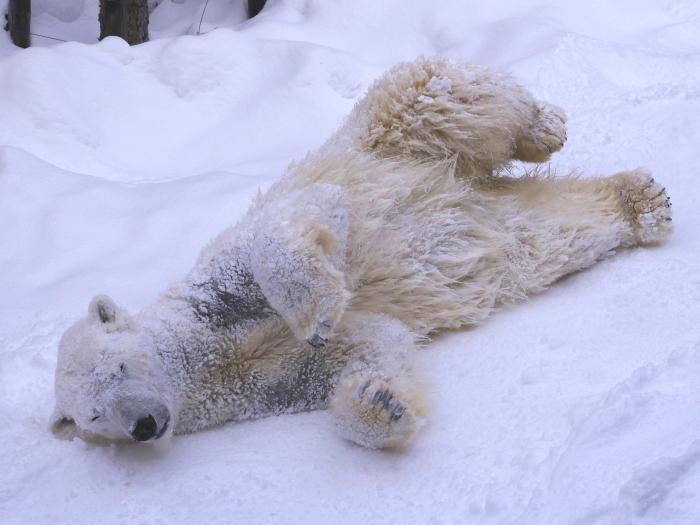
[1,0,699,523]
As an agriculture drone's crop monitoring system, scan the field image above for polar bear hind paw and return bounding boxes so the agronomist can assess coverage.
[612,169,673,245]
[515,103,567,163]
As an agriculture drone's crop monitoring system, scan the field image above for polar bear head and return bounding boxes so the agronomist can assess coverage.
[51,295,173,443]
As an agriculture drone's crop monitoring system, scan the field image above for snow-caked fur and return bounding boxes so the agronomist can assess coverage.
[52,58,672,449]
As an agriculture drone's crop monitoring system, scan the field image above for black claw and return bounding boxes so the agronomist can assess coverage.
[371,389,393,407]
[369,388,406,421]
[390,405,406,421]
[358,380,372,398]
[306,333,328,348]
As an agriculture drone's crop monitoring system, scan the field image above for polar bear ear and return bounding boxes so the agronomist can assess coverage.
[88,295,122,324]
[49,409,78,440]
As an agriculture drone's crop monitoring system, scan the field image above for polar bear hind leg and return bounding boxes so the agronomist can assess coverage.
[339,57,567,182]
[486,169,673,297]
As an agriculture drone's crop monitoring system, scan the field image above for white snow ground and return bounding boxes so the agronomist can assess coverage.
[1,0,700,523]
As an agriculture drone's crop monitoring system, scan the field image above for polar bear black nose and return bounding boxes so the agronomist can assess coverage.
[130,415,157,441]
[115,395,171,442]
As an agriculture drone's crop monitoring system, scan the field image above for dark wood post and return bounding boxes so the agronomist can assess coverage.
[99,0,123,41]
[99,0,148,45]
[125,0,148,44]
[248,0,267,18]
[6,0,31,48]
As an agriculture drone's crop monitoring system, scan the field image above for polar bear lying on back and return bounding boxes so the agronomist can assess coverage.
[52,58,672,449]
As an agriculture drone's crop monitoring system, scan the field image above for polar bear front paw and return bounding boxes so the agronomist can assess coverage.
[330,377,425,449]
[514,103,567,163]
[611,169,673,245]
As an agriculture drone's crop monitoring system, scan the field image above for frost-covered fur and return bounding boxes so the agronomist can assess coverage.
[52,57,672,449]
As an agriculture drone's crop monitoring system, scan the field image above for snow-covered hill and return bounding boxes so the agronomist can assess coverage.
[1,1,699,523]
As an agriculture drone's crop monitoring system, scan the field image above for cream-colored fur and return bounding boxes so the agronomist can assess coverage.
[52,57,672,450]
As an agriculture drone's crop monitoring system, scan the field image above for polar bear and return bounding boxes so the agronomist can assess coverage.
[51,57,672,449]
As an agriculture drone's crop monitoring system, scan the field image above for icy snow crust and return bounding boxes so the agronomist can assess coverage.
[1,0,700,523]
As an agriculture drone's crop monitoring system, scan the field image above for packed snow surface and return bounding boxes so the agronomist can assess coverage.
[1,0,700,523]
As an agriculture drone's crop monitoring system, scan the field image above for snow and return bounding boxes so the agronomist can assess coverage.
[1,0,699,523]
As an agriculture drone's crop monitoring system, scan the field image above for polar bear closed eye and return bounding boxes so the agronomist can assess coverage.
[52,57,671,449]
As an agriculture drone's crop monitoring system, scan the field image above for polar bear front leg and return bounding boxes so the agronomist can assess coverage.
[250,184,351,346]
[250,226,350,346]
[330,314,426,449]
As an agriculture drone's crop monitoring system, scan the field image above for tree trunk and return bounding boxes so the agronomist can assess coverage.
[6,0,31,48]
[125,0,148,44]
[99,0,148,45]
[248,0,267,18]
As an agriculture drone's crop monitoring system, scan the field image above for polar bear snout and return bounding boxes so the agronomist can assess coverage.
[114,395,171,442]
